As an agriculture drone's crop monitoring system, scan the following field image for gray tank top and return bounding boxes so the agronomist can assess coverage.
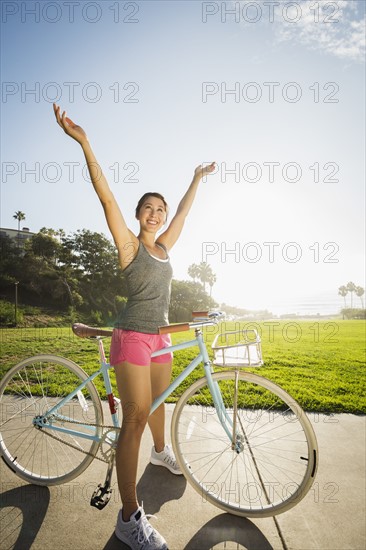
[115,241,173,334]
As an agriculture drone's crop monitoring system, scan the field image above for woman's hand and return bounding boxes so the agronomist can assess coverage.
[53,103,88,146]
[194,162,216,180]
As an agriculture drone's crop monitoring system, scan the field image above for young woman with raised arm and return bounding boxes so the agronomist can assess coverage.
[53,103,215,550]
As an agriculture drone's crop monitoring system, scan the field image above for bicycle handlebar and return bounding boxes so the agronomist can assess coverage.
[72,312,225,338]
[158,323,191,335]
[158,311,225,335]
[72,323,113,339]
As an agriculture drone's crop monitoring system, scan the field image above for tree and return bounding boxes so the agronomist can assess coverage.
[188,262,216,293]
[39,227,66,240]
[198,262,214,293]
[355,286,365,309]
[188,263,200,282]
[346,281,356,309]
[13,211,26,231]
[169,279,217,322]
[341,308,366,320]
[63,229,128,319]
[19,234,69,308]
[30,232,61,263]
[208,273,217,297]
[0,234,22,289]
[338,285,348,308]
[13,211,26,248]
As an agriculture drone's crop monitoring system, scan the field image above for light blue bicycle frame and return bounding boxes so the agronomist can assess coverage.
[36,329,234,445]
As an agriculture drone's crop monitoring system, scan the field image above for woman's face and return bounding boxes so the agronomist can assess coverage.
[137,196,167,232]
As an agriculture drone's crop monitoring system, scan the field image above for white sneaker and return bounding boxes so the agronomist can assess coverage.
[115,505,167,550]
[150,444,183,475]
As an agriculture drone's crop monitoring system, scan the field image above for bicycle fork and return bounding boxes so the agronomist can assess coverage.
[232,369,240,451]
[207,368,245,453]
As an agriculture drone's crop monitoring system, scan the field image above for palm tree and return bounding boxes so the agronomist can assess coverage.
[13,211,26,232]
[188,263,200,282]
[208,273,217,297]
[188,262,216,294]
[355,286,365,309]
[346,281,356,309]
[338,285,348,308]
[13,211,26,248]
[197,262,214,293]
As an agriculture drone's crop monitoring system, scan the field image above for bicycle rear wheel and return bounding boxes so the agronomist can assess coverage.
[0,355,103,485]
[172,370,318,517]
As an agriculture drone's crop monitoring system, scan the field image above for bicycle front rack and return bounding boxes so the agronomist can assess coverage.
[212,329,263,368]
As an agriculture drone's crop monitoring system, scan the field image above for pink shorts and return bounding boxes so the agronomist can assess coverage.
[109,329,173,367]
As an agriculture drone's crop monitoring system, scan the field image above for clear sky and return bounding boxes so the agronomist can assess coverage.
[1,0,365,315]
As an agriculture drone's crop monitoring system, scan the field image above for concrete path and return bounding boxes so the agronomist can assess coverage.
[1,407,365,550]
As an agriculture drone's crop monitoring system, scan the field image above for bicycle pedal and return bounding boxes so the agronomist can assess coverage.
[90,483,113,510]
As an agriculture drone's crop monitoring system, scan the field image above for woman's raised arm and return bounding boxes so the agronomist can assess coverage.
[53,103,138,269]
[157,162,216,251]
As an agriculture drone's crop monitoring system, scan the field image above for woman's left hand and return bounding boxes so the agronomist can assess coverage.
[194,162,216,180]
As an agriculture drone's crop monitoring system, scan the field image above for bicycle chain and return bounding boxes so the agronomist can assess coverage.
[37,415,120,463]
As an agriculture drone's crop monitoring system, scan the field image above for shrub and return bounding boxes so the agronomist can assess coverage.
[0,300,24,326]
[89,310,103,325]
[341,308,366,320]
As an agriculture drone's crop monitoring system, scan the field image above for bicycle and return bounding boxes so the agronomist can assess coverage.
[0,312,318,518]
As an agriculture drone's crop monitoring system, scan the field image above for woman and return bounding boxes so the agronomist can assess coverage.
[53,103,215,550]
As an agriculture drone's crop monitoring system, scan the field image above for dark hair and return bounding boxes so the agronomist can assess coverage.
[135,192,169,220]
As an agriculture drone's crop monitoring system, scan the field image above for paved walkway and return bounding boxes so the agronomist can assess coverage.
[1,409,365,550]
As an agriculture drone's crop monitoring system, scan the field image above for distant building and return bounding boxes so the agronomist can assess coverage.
[0,227,35,248]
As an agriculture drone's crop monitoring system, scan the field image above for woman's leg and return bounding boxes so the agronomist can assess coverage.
[148,361,172,452]
[114,361,152,520]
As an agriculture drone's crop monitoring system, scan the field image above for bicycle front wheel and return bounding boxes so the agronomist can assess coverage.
[172,370,318,517]
[0,355,103,486]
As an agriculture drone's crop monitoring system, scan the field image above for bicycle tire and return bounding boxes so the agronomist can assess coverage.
[0,354,103,486]
[172,370,318,517]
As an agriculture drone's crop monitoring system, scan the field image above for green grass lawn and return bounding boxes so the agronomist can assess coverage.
[1,320,365,413]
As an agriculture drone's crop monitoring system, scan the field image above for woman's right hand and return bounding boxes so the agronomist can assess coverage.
[53,103,88,146]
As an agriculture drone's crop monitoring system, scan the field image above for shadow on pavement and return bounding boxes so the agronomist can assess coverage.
[136,463,187,514]
[102,511,274,550]
[184,513,274,550]
[0,484,50,550]
[102,464,187,549]
[103,533,128,550]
